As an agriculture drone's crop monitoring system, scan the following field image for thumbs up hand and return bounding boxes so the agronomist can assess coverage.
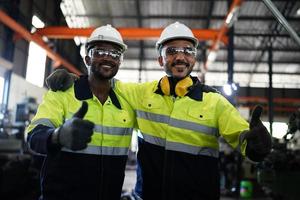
[244,105,272,162]
[52,101,94,151]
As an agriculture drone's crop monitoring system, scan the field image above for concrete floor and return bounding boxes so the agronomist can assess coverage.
[122,169,272,200]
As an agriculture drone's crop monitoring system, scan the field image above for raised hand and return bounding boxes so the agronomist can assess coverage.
[244,105,272,162]
[46,69,77,91]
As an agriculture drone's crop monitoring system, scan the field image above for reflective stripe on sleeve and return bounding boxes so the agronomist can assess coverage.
[31,118,56,128]
[61,145,129,156]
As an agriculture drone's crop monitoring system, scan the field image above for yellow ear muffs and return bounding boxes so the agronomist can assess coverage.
[160,76,171,96]
[175,76,193,97]
[160,76,193,97]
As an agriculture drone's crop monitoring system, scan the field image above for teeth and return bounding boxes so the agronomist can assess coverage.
[174,65,186,69]
[102,65,112,69]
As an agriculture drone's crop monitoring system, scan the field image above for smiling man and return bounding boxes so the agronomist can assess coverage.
[46,22,272,200]
[26,25,136,200]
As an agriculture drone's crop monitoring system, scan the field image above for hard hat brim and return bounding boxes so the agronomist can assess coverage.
[156,36,199,50]
[86,37,127,53]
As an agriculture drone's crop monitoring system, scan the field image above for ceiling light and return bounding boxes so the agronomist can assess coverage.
[32,15,45,28]
[225,6,240,27]
[297,8,300,16]
[223,83,238,96]
[207,51,217,62]
[223,84,232,96]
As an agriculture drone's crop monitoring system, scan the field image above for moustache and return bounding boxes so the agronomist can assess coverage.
[98,60,118,68]
[171,61,190,67]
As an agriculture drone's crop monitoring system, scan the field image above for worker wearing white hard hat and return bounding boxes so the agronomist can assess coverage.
[26,24,135,200]
[46,22,271,200]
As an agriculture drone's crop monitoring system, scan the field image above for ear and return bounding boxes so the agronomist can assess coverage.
[158,56,164,67]
[85,56,91,66]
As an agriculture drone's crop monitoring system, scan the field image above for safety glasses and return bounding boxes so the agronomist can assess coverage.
[162,46,197,57]
[89,48,122,60]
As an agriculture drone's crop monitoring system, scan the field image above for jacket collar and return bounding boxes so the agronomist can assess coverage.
[74,75,121,109]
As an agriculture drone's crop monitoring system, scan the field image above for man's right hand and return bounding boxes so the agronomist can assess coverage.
[52,101,94,151]
[46,69,77,91]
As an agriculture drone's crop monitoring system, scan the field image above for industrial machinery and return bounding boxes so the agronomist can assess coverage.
[0,97,40,199]
[258,110,300,200]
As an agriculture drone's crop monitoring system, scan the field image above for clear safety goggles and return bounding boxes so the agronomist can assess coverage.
[162,46,197,57]
[89,48,122,60]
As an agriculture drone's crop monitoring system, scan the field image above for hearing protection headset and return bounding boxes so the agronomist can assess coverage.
[159,76,194,97]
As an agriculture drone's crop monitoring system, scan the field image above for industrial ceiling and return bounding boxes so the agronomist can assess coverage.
[56,0,300,89]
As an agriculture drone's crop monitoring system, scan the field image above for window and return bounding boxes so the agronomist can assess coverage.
[262,121,288,139]
[25,42,47,87]
[25,15,46,87]
[0,76,4,104]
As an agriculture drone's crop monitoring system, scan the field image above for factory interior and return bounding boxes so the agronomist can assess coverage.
[0,0,300,199]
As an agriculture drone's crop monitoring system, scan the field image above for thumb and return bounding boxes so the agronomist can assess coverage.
[250,105,263,129]
[73,101,88,119]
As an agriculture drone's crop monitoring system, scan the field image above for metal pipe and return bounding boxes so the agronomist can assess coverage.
[204,0,244,70]
[268,44,273,135]
[262,0,300,47]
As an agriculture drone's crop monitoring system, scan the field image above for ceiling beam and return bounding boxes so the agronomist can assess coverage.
[35,27,228,44]
[0,9,81,75]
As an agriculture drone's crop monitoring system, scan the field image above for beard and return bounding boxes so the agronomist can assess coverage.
[164,60,193,78]
[89,60,119,80]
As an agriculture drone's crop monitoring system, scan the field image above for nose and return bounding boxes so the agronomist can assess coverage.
[174,52,185,61]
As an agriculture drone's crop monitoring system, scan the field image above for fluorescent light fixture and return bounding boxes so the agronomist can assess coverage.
[207,51,217,62]
[297,8,300,16]
[80,45,86,58]
[223,83,238,96]
[223,84,232,96]
[225,6,240,27]
[226,13,234,24]
[231,83,237,91]
[32,15,45,28]
[74,36,81,46]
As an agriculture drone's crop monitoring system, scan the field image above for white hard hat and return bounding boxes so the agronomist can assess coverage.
[156,22,198,51]
[85,24,127,53]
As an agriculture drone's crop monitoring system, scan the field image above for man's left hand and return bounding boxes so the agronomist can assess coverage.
[244,105,272,162]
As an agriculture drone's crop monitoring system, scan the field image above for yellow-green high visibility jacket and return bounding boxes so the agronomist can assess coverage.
[26,76,135,200]
[116,77,249,200]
